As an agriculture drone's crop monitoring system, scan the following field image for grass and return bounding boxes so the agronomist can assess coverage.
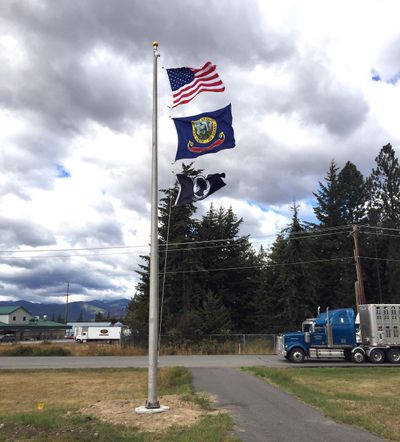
[0,367,235,441]
[0,337,275,357]
[244,366,400,441]
[0,410,236,441]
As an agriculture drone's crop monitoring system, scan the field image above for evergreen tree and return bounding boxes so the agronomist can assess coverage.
[263,203,319,329]
[197,290,233,334]
[253,244,283,332]
[337,161,366,224]
[313,161,343,226]
[311,161,367,308]
[125,163,201,334]
[95,312,106,322]
[365,144,400,302]
[367,143,400,227]
[195,205,262,332]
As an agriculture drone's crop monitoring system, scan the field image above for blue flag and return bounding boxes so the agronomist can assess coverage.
[173,104,235,160]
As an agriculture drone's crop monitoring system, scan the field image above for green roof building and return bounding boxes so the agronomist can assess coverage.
[0,305,71,341]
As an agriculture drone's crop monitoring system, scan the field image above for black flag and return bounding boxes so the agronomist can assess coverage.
[175,173,226,206]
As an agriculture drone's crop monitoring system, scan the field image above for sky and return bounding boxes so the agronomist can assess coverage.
[1,0,400,303]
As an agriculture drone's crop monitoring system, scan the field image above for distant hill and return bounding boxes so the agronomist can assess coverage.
[0,299,130,322]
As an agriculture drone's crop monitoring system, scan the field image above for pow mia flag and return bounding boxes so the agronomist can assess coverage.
[175,173,226,206]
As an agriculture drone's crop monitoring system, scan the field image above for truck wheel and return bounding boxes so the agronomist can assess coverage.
[386,348,400,364]
[351,349,365,363]
[289,348,305,363]
[369,348,385,363]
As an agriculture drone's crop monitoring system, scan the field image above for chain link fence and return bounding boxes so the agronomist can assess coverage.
[121,333,277,355]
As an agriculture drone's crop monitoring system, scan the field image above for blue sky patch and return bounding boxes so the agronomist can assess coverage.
[56,164,71,178]
[371,69,400,84]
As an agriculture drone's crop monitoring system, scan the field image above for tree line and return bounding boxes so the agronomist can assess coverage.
[125,143,400,334]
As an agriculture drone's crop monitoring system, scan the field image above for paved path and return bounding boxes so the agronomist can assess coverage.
[191,367,385,442]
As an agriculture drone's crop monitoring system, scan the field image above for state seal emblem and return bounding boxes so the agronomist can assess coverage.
[192,117,217,143]
[187,117,225,154]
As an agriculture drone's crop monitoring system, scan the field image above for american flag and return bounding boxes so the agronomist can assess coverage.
[166,61,225,108]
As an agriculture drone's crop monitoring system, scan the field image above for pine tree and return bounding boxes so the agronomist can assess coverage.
[367,143,400,227]
[195,205,262,332]
[264,203,319,329]
[197,291,233,333]
[125,163,201,335]
[311,161,367,308]
[337,161,366,224]
[313,161,343,226]
[365,144,400,302]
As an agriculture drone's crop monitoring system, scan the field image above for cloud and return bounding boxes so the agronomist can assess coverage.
[0,216,56,248]
[0,0,400,302]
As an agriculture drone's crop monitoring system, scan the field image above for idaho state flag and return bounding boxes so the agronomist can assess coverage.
[173,104,235,161]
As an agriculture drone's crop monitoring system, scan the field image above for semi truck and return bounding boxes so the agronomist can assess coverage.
[276,304,400,363]
[75,326,122,343]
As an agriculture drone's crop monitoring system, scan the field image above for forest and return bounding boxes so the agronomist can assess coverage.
[124,143,400,334]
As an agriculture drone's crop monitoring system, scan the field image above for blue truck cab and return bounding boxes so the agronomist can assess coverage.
[277,308,364,363]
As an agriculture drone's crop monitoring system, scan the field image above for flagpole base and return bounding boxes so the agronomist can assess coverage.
[135,405,170,414]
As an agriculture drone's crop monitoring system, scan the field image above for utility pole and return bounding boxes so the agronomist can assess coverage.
[64,282,70,324]
[351,225,366,308]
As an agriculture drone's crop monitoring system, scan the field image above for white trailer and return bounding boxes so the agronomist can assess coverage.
[75,326,121,343]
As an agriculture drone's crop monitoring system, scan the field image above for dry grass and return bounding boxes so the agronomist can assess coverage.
[0,339,275,356]
[0,367,236,441]
[0,368,149,413]
[0,342,147,356]
[245,367,400,441]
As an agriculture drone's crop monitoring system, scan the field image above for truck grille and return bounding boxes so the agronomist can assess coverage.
[276,335,284,355]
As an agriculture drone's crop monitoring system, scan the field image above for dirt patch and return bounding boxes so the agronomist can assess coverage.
[80,394,220,432]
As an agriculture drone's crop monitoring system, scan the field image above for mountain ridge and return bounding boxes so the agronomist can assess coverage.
[0,299,130,321]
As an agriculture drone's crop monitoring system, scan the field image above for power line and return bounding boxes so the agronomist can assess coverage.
[360,256,400,263]
[360,224,400,233]
[0,224,358,255]
[163,256,354,275]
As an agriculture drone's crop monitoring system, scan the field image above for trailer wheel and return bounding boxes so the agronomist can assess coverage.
[386,348,400,364]
[351,349,365,363]
[369,348,385,363]
[289,348,305,363]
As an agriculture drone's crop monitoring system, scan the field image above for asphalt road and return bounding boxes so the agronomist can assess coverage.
[0,354,397,369]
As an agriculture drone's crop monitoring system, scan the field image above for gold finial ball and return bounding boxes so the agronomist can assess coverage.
[152,41,159,48]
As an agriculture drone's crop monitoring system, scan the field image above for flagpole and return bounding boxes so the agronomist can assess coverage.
[136,41,168,415]
[147,39,160,409]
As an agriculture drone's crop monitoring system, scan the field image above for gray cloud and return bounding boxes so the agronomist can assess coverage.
[0,216,56,248]
[60,218,124,247]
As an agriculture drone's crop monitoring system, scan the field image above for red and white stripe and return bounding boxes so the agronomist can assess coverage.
[172,61,225,108]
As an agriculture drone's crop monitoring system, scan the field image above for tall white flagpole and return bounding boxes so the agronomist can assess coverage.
[136,41,168,414]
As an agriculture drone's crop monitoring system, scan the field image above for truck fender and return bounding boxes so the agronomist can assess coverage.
[286,343,308,355]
